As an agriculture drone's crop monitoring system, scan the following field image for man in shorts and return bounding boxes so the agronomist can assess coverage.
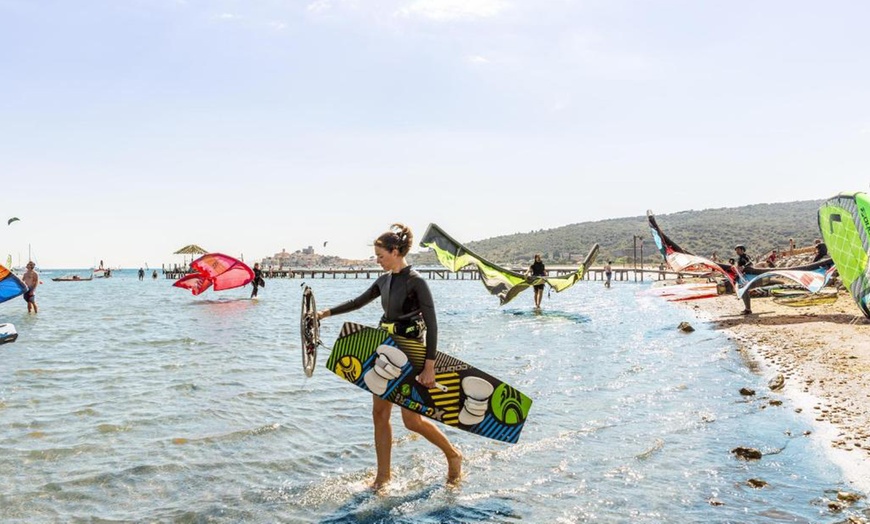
[22,261,38,313]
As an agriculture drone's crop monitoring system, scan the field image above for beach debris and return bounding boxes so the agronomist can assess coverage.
[739,387,756,396]
[677,321,695,332]
[708,498,725,506]
[747,478,768,489]
[768,399,783,406]
[731,447,763,460]
[768,374,785,391]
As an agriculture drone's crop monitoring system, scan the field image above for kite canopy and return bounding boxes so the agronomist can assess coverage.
[173,244,208,255]
[648,210,834,299]
[7,217,20,226]
[819,192,870,317]
[420,223,599,305]
[173,253,254,295]
[0,263,27,304]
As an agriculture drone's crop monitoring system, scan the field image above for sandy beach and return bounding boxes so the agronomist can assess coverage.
[677,287,870,495]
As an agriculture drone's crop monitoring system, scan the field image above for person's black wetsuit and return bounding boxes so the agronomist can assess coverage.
[530,260,546,291]
[329,266,437,360]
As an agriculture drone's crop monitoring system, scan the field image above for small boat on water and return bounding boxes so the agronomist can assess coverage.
[52,273,93,282]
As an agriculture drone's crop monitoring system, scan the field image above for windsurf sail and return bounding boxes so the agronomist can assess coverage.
[0,263,28,304]
[172,253,254,296]
[419,223,600,305]
[818,192,870,317]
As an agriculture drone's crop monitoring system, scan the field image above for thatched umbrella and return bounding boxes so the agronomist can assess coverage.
[174,244,208,270]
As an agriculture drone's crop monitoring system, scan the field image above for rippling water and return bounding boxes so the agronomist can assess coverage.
[1,270,867,523]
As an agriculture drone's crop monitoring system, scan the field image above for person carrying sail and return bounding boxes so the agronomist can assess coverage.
[734,245,753,315]
[528,254,547,307]
[317,223,462,489]
[250,262,264,298]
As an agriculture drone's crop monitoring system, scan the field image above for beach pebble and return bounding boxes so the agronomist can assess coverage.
[677,321,695,332]
[837,491,863,503]
[739,388,756,396]
[747,478,768,489]
[731,447,762,460]
[768,374,785,391]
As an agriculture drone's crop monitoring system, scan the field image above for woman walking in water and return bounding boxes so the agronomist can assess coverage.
[317,223,462,489]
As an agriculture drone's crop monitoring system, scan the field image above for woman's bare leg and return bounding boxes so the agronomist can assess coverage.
[372,396,393,489]
[401,409,462,484]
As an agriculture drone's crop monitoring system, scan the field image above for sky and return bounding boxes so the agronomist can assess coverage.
[1,0,869,268]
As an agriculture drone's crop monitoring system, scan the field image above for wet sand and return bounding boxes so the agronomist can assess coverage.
[677,288,870,494]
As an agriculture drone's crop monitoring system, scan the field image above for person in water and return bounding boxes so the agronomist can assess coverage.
[152,270,158,279]
[22,261,38,314]
[528,254,547,308]
[734,244,753,315]
[317,223,462,489]
[138,268,145,281]
[604,260,613,288]
[250,262,263,298]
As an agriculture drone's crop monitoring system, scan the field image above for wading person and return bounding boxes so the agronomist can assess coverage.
[528,254,547,308]
[317,223,462,489]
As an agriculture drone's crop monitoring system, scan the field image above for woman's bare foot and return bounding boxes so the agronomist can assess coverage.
[371,476,391,491]
[446,448,463,485]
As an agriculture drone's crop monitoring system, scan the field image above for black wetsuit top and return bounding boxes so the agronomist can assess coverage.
[813,243,828,262]
[329,266,437,360]
[737,253,751,269]
[530,261,546,276]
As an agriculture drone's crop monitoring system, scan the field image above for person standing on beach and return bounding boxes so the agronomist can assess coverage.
[22,261,38,314]
[528,254,547,308]
[316,223,462,489]
[604,260,613,288]
[250,262,263,298]
[734,245,752,314]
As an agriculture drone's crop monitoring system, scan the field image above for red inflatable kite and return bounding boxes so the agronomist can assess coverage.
[173,253,254,296]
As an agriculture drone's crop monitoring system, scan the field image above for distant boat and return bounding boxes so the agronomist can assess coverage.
[52,273,93,282]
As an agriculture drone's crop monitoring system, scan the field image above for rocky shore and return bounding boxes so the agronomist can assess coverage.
[678,288,870,494]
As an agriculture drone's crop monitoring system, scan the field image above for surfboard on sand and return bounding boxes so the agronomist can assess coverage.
[326,321,533,444]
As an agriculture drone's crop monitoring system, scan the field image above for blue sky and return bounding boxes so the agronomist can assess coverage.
[1,0,869,268]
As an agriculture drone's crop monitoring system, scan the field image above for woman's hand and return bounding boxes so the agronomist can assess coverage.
[316,309,330,320]
[416,359,436,388]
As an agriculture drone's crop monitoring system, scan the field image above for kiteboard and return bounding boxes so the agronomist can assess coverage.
[326,321,533,444]
[300,285,319,377]
[0,323,18,345]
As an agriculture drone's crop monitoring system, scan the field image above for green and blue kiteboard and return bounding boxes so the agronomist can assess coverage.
[325,321,533,444]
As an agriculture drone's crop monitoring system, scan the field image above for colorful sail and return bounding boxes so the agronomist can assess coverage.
[735,266,836,299]
[649,210,834,299]
[648,210,737,284]
[0,263,28,304]
[818,192,870,317]
[172,253,254,296]
[420,223,599,305]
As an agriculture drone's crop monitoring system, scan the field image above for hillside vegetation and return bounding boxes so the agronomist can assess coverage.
[411,200,825,266]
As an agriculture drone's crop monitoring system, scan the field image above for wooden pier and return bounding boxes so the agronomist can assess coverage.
[164,266,702,282]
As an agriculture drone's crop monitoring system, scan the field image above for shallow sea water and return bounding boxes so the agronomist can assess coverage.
[1,270,867,523]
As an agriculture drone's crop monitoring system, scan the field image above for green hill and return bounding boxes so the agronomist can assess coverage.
[411,200,824,266]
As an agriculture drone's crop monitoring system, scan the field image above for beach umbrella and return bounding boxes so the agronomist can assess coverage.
[173,244,208,269]
[173,244,208,255]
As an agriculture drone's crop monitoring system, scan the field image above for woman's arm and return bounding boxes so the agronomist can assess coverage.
[317,282,380,319]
